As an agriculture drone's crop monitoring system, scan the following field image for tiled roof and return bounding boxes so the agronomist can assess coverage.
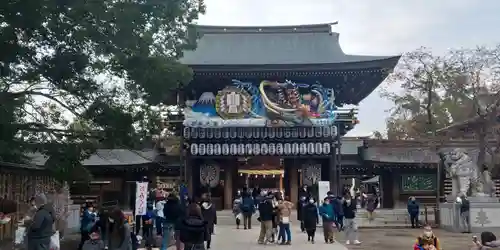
[180,23,398,66]
[18,149,162,167]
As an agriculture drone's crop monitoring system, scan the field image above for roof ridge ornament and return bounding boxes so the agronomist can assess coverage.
[195,22,338,34]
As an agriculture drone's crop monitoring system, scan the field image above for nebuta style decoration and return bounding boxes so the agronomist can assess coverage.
[183,79,338,128]
[215,86,252,119]
[200,164,220,188]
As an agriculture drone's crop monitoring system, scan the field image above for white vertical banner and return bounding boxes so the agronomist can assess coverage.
[135,182,149,216]
[318,181,330,203]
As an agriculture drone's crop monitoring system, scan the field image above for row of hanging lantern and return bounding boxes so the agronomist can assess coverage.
[239,173,285,178]
[183,126,337,139]
[190,142,332,156]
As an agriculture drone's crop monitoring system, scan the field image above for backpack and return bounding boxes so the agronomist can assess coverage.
[241,197,252,212]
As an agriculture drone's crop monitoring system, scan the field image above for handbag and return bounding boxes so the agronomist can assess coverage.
[50,231,60,250]
[14,226,26,244]
[281,217,290,224]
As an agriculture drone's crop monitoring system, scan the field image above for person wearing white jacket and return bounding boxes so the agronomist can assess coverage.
[155,197,167,236]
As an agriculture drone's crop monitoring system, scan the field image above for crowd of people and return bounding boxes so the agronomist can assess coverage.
[74,192,218,250]
[18,183,500,250]
[231,184,362,245]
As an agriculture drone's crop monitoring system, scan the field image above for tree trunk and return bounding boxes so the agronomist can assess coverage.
[477,123,487,168]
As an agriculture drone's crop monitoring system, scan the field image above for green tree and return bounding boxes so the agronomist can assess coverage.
[0,0,205,182]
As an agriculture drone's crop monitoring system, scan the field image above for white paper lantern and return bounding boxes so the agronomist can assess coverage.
[292,143,299,155]
[307,143,315,154]
[183,127,190,139]
[284,143,291,154]
[230,127,237,138]
[299,128,306,138]
[306,128,314,138]
[237,144,245,155]
[315,127,322,138]
[214,144,221,155]
[269,128,276,138]
[322,127,331,137]
[198,144,206,155]
[191,128,199,138]
[262,128,268,138]
[269,143,276,155]
[252,128,260,138]
[284,128,291,138]
[230,144,238,155]
[199,128,206,138]
[253,144,261,155]
[206,144,214,155]
[237,128,244,139]
[315,143,323,155]
[245,144,253,155]
[299,143,307,154]
[190,143,198,155]
[222,144,229,155]
[246,129,253,138]
[276,128,283,138]
[214,128,221,138]
[323,142,331,154]
[291,128,298,138]
[207,128,214,139]
[261,144,269,155]
[331,126,338,137]
[222,128,229,138]
[276,143,284,155]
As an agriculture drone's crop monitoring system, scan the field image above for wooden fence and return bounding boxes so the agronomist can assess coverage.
[0,169,58,244]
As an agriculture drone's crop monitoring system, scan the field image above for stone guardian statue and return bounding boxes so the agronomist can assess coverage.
[443,148,484,198]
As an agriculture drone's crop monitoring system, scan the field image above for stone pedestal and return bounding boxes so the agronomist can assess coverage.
[440,197,500,233]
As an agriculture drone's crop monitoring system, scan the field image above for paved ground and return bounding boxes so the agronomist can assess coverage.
[188,224,347,250]
[2,226,487,250]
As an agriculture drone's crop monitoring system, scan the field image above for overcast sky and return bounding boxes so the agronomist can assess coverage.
[197,0,500,136]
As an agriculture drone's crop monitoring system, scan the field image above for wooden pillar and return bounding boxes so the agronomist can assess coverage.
[187,159,193,197]
[279,174,283,192]
[290,167,298,206]
[224,166,233,209]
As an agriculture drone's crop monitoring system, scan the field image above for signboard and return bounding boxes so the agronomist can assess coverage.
[317,181,330,203]
[401,174,436,192]
[134,182,148,216]
[183,80,338,128]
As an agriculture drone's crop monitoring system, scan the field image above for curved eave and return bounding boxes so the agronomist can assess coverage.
[188,56,401,73]
[188,56,400,105]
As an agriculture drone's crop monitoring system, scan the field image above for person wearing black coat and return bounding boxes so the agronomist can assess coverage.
[162,194,184,250]
[178,204,207,250]
[297,196,307,232]
[200,198,217,249]
[257,196,274,244]
[302,198,319,243]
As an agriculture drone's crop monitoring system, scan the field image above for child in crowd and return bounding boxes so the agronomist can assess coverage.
[413,225,440,250]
